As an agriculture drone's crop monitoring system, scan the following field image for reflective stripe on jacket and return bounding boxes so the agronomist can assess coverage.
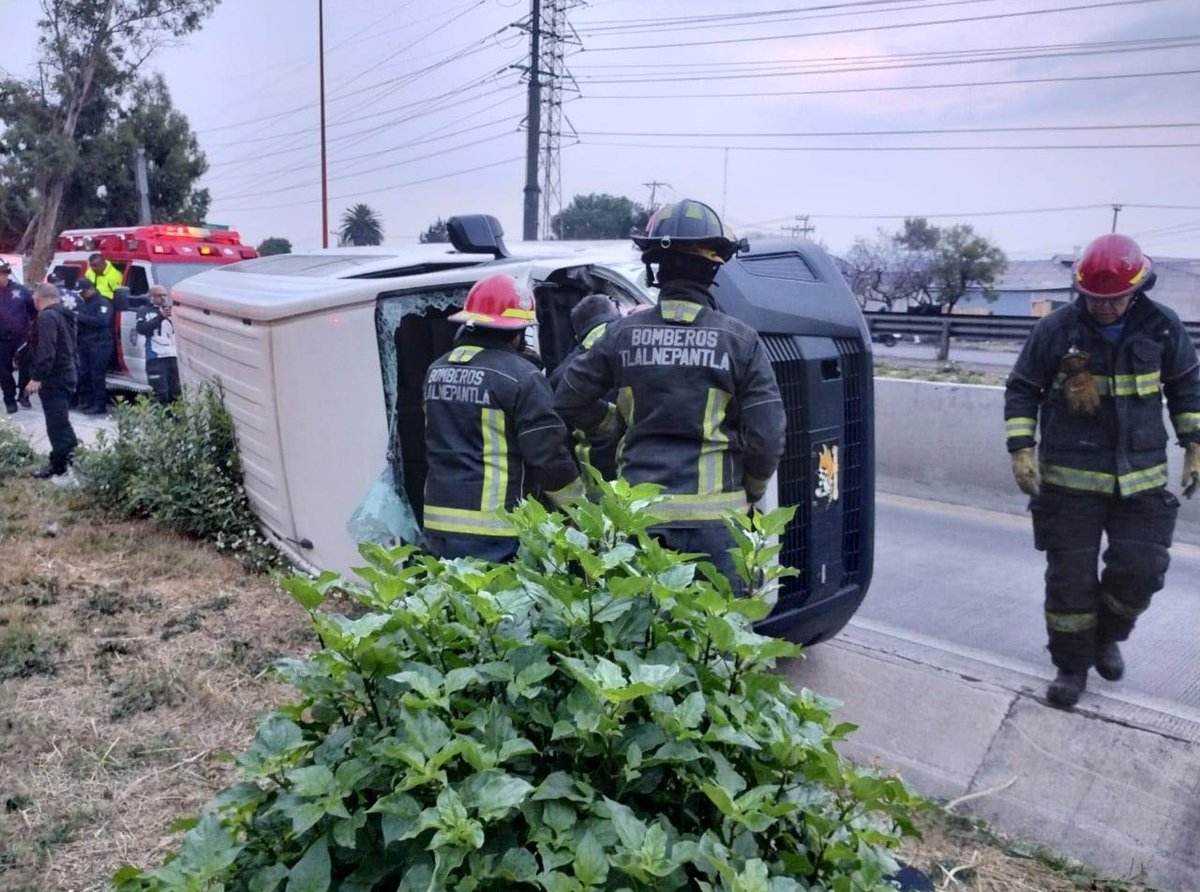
[554,279,786,525]
[1004,295,1200,496]
[85,262,124,299]
[423,337,582,539]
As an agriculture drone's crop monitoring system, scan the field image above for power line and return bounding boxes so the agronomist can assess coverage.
[212,156,526,214]
[576,0,1170,51]
[575,122,1200,139]
[582,67,1200,100]
[571,38,1200,83]
[576,0,995,30]
[580,139,1200,151]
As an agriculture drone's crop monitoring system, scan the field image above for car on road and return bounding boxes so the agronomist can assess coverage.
[174,215,877,645]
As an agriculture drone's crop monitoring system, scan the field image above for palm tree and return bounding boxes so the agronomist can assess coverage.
[338,203,384,246]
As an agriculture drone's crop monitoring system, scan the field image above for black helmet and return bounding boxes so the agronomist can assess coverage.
[631,199,740,264]
[570,294,618,341]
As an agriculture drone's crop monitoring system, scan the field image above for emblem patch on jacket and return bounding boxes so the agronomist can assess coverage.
[1060,347,1100,416]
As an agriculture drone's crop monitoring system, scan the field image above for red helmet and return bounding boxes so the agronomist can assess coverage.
[1074,234,1152,299]
[449,274,536,330]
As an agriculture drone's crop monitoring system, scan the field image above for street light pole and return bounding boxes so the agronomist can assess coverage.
[1111,203,1122,234]
[319,0,329,248]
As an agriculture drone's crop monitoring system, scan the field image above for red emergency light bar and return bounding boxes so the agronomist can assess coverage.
[55,224,253,258]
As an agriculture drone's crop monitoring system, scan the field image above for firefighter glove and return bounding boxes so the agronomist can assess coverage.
[744,474,769,504]
[1011,447,1041,497]
[1183,442,1200,499]
[1060,349,1100,416]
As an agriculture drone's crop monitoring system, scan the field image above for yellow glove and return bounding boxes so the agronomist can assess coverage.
[1183,442,1200,499]
[1011,447,1041,497]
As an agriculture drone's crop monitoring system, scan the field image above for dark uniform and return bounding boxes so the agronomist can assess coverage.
[547,298,622,482]
[0,277,36,412]
[1005,294,1200,674]
[556,277,786,583]
[74,289,114,413]
[423,334,583,562]
[28,301,79,475]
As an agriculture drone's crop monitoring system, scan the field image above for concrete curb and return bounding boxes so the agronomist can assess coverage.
[783,620,1200,891]
[874,377,1200,546]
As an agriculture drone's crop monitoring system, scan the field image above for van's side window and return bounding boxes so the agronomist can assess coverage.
[126,264,150,296]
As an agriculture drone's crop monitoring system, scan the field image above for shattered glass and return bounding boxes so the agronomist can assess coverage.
[344,288,467,549]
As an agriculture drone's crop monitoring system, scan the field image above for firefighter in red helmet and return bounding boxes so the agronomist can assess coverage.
[1005,233,1200,709]
[421,273,583,562]
[554,199,786,589]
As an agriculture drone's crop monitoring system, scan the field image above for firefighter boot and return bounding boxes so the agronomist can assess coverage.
[1047,670,1087,709]
[1095,641,1125,681]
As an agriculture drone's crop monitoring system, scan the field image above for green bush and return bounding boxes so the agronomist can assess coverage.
[73,385,282,571]
[0,419,37,483]
[115,481,920,891]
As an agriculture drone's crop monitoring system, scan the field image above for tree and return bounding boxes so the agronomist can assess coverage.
[256,237,292,256]
[419,217,449,244]
[550,193,650,240]
[930,223,1008,314]
[338,203,383,247]
[894,216,941,251]
[842,233,934,312]
[7,0,220,282]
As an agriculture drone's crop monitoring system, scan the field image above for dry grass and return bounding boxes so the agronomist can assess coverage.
[0,480,314,892]
[0,479,1163,892]
[902,806,1158,891]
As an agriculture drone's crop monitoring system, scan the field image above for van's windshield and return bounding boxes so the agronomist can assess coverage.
[151,263,220,290]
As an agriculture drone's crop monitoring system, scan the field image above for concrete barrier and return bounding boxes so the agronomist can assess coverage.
[873,377,1200,545]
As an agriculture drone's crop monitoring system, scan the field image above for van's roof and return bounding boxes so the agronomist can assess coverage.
[173,241,643,322]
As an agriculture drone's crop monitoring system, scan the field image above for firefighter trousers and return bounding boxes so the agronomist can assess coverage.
[652,522,743,595]
[1030,485,1180,672]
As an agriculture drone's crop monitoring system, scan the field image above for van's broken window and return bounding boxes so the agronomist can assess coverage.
[350,287,470,545]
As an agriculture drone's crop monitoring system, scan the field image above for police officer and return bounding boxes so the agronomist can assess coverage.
[0,260,36,413]
[1005,233,1200,709]
[548,294,623,481]
[136,285,181,404]
[555,199,786,587]
[422,273,583,562]
[25,284,79,478]
[74,279,115,414]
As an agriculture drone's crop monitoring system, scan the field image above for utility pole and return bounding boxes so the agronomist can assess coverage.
[721,148,729,219]
[319,0,329,248]
[785,215,815,239]
[133,148,152,225]
[522,0,542,241]
[1111,203,1123,233]
[643,180,668,211]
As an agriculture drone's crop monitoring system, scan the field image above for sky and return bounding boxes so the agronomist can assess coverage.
[4,0,1200,259]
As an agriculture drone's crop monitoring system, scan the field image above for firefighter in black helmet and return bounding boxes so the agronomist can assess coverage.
[554,199,787,588]
[423,273,584,562]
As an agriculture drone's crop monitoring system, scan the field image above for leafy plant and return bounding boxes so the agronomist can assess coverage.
[114,480,920,891]
[72,384,282,571]
[0,420,37,482]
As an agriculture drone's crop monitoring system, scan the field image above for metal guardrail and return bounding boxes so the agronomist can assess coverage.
[865,312,1200,348]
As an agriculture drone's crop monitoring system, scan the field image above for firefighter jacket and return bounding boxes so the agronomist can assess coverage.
[548,319,622,481]
[1,281,35,341]
[1005,294,1200,496]
[28,302,78,385]
[135,306,177,359]
[423,335,584,540]
[85,261,123,300]
[74,293,114,344]
[554,278,787,525]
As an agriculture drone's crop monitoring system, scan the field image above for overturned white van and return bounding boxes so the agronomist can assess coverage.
[174,216,876,644]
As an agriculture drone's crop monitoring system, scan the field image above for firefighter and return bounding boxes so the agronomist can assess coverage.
[555,198,786,587]
[85,252,123,300]
[422,273,583,562]
[1005,233,1200,709]
[548,293,623,481]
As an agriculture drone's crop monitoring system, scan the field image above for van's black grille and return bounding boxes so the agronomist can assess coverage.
[835,338,866,584]
[761,335,809,609]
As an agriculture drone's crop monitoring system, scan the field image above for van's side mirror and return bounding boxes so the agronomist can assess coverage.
[447,215,510,259]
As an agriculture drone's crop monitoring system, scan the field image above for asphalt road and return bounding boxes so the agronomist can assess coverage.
[861,492,1200,710]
